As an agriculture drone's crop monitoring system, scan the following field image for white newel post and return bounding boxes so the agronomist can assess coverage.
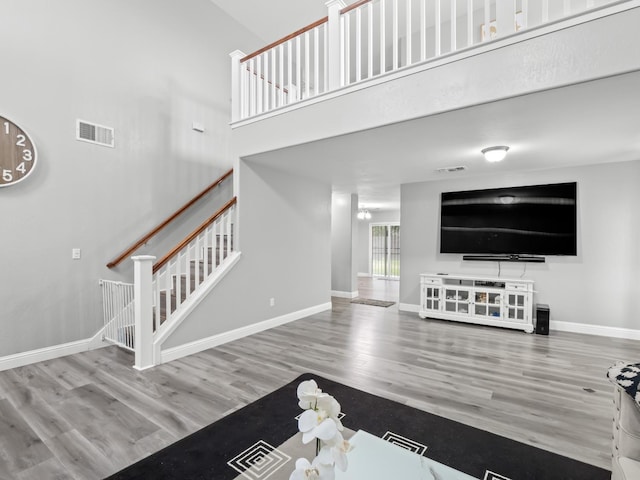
[132,255,156,370]
[325,0,346,90]
[496,0,517,37]
[229,50,246,123]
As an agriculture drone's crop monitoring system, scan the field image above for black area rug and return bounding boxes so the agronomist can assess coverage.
[106,374,609,480]
[350,298,396,307]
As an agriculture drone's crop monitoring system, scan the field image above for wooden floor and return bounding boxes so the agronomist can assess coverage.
[0,276,636,479]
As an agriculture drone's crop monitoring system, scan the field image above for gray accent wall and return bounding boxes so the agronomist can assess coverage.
[400,160,640,329]
[0,0,263,357]
[331,193,358,295]
[163,160,332,348]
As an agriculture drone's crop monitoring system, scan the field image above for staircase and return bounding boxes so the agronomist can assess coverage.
[154,238,231,329]
[100,169,238,368]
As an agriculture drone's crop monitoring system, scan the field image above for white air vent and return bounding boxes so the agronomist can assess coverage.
[76,119,114,148]
[436,165,467,173]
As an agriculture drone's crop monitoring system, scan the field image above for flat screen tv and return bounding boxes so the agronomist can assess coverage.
[440,182,577,256]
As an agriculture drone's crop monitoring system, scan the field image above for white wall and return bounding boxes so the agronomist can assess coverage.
[400,160,640,330]
[0,0,263,357]
[356,210,401,275]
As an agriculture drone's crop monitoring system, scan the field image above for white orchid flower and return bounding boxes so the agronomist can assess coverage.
[289,457,336,480]
[297,379,330,410]
[316,396,343,431]
[317,432,353,472]
[298,409,338,444]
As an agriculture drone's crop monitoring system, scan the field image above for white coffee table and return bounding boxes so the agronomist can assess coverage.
[335,430,479,480]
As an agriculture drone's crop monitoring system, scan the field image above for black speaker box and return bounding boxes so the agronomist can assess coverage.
[536,304,550,335]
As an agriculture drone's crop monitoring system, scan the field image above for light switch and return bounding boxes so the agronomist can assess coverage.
[72,248,81,259]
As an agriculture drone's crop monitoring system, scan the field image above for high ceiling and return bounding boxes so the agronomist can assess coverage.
[213,1,640,212]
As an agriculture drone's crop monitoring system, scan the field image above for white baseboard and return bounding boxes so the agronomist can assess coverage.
[160,301,332,364]
[331,290,358,299]
[401,303,640,339]
[550,320,640,340]
[0,332,108,372]
[398,303,420,313]
[357,273,371,277]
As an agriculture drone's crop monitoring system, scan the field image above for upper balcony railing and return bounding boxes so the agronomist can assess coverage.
[230,0,629,123]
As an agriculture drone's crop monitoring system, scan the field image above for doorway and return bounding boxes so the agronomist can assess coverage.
[370,223,400,278]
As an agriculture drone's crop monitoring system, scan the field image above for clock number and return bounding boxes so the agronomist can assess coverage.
[16,134,26,147]
[23,149,33,161]
[2,169,13,182]
[16,162,26,174]
[3,122,8,134]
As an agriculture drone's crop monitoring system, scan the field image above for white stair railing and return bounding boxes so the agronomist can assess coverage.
[152,200,236,338]
[231,0,628,121]
[100,280,135,351]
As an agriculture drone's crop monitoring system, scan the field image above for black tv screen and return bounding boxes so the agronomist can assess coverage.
[440,182,577,256]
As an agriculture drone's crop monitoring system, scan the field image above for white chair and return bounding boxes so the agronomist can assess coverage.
[611,385,640,480]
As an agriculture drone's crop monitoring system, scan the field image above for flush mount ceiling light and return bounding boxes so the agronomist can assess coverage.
[357,209,371,220]
[481,145,510,162]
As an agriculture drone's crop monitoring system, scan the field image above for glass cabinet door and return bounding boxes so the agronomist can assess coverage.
[445,287,470,314]
[474,290,502,318]
[507,292,527,321]
[423,286,440,311]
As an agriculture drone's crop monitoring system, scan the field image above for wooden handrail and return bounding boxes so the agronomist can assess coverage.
[152,197,237,274]
[106,168,234,269]
[340,0,372,15]
[241,16,328,63]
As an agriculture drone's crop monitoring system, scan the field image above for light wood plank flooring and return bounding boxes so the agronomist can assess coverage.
[0,277,636,479]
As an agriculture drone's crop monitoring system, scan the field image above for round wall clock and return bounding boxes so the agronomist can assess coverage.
[1,115,38,187]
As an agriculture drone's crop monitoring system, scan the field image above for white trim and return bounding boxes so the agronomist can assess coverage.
[550,320,640,340]
[0,332,108,372]
[153,251,242,362]
[160,301,332,364]
[403,302,640,339]
[358,272,371,277]
[399,303,420,313]
[331,290,358,299]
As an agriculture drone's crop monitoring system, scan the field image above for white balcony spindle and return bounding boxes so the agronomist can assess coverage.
[295,36,301,100]
[451,0,457,53]
[287,40,293,105]
[278,44,284,106]
[262,54,269,111]
[542,0,549,22]
[304,31,310,98]
[405,0,412,66]
[380,0,386,73]
[484,0,491,41]
[344,14,351,85]
[435,0,441,55]
[271,49,276,109]
[564,0,571,16]
[314,26,320,94]
[420,0,426,61]
[229,50,244,122]
[467,0,473,47]
[356,8,362,82]
[324,24,329,91]
[392,0,398,70]
[256,56,263,114]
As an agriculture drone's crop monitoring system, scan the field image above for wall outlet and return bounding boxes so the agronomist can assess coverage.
[72,248,81,259]
[269,297,275,307]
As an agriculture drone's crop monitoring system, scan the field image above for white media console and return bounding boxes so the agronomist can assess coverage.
[419,273,535,333]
